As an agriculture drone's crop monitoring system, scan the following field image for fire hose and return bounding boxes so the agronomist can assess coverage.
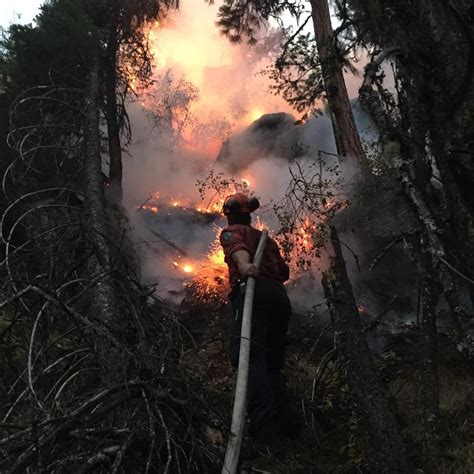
[222,229,268,474]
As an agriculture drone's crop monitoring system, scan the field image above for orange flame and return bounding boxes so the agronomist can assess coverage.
[183,264,194,273]
[183,226,228,303]
[139,170,344,302]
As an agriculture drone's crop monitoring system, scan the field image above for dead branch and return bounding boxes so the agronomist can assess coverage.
[0,81,214,472]
[369,237,403,272]
[362,294,399,333]
[310,348,336,402]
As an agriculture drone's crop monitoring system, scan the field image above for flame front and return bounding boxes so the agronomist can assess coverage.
[140,190,324,303]
[184,227,229,303]
[138,172,342,304]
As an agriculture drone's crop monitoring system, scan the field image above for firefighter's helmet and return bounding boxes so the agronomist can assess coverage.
[222,193,260,215]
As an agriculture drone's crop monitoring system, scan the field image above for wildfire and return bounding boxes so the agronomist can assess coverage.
[138,192,224,216]
[183,264,194,273]
[137,173,344,304]
[184,226,229,303]
[138,204,160,213]
[126,1,295,158]
[139,189,320,302]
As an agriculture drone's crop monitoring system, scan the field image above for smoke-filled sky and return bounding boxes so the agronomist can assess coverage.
[146,1,296,156]
[124,0,370,227]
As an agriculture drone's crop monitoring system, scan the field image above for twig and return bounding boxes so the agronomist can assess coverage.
[311,348,336,402]
[158,406,172,474]
[306,321,332,360]
[142,388,156,474]
[339,239,360,271]
[136,194,153,212]
[439,257,474,285]
[28,302,48,409]
[369,238,403,272]
[148,228,189,257]
[363,294,399,333]
[111,433,134,473]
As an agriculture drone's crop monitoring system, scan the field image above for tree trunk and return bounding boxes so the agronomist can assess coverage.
[85,55,119,368]
[420,277,440,457]
[105,3,123,202]
[322,226,413,473]
[393,140,473,355]
[358,46,474,357]
[309,0,368,169]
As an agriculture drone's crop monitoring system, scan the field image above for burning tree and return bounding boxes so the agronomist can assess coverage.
[272,153,348,269]
[142,69,233,160]
[144,69,200,152]
[98,0,180,201]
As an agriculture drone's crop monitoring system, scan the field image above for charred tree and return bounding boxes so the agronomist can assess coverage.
[104,2,123,202]
[309,0,368,168]
[85,55,119,365]
[322,226,413,473]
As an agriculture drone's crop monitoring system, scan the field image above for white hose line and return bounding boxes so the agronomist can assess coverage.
[222,229,268,474]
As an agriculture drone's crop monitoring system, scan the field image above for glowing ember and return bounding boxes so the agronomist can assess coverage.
[183,264,194,273]
[254,216,266,231]
[140,205,159,213]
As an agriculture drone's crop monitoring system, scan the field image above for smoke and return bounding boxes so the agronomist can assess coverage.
[145,0,293,156]
[122,0,398,328]
[123,103,346,314]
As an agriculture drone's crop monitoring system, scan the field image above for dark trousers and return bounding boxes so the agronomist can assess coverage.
[229,278,291,435]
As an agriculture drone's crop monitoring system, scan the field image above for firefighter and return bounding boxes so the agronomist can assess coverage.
[220,192,299,443]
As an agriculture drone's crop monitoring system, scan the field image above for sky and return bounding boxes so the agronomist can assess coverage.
[0,1,303,31]
[0,1,42,27]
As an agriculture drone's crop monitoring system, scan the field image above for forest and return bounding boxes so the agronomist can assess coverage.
[0,0,473,472]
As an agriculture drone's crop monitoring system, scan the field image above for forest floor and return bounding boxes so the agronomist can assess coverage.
[177,298,474,473]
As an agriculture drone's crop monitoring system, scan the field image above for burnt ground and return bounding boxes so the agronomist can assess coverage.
[178,299,474,473]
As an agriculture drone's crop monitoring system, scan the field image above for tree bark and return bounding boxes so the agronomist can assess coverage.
[420,277,440,457]
[358,40,474,357]
[104,2,123,202]
[85,54,119,367]
[309,0,368,169]
[322,226,413,473]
